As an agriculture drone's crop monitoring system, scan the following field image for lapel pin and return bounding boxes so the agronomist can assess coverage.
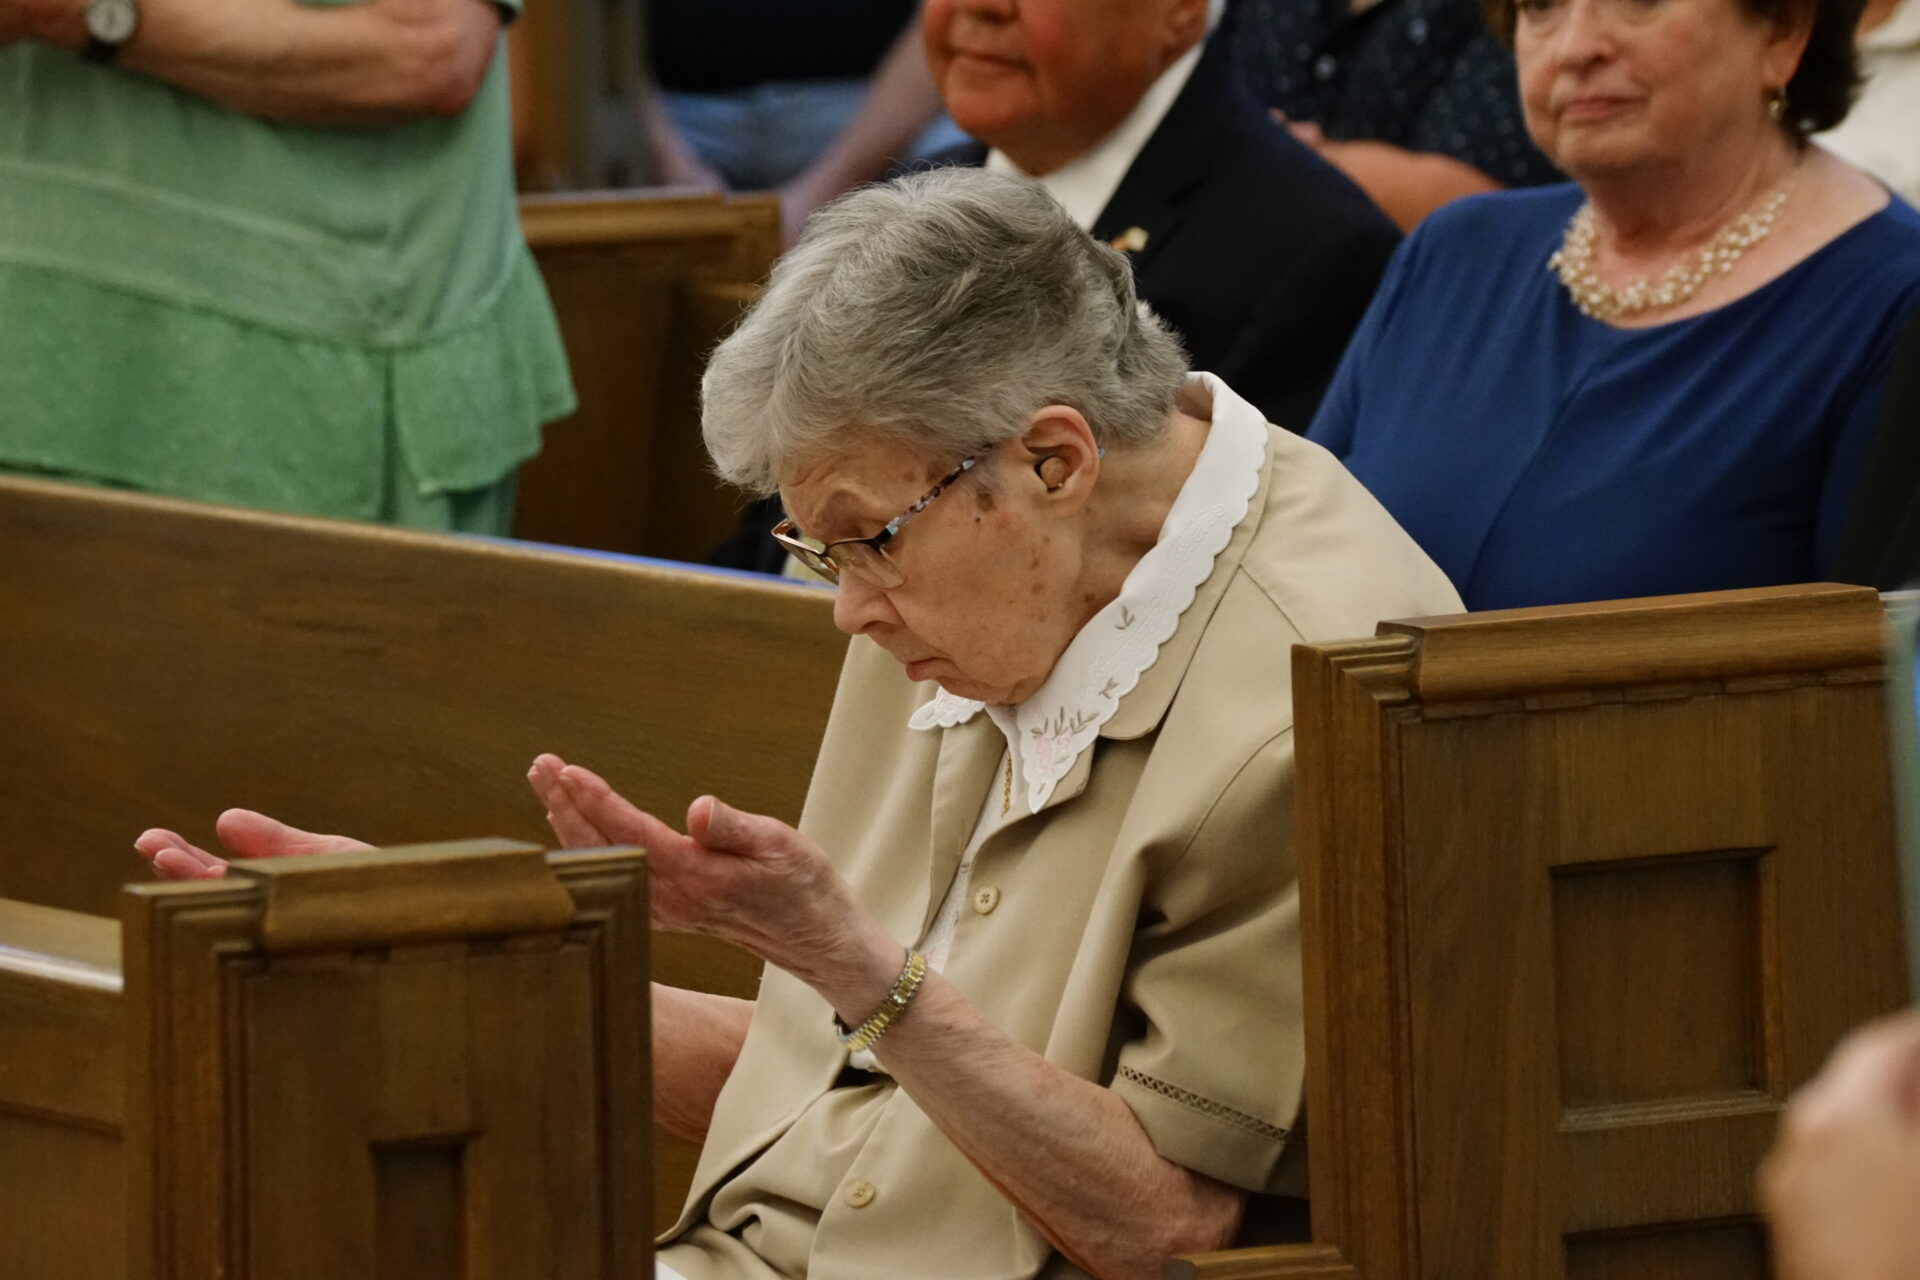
[1109,226,1149,253]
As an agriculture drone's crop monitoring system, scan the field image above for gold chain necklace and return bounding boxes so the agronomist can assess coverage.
[1002,753,1013,816]
[1547,180,1793,322]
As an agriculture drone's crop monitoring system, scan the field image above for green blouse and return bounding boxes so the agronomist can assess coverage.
[0,3,575,523]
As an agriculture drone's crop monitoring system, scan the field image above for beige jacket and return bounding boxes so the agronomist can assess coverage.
[660,384,1461,1280]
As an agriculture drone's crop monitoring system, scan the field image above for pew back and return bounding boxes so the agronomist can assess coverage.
[0,475,843,1229]
[0,841,651,1280]
[0,899,121,1280]
[516,189,778,560]
[1177,583,1909,1280]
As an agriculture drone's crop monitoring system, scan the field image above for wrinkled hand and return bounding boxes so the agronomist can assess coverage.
[1762,1010,1920,1280]
[133,810,377,880]
[527,754,882,980]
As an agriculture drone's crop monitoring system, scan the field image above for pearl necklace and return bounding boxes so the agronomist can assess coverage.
[1547,182,1792,322]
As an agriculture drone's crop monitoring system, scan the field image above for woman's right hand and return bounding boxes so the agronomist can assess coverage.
[134,809,376,879]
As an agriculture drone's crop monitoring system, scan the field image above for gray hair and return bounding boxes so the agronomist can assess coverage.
[701,168,1190,496]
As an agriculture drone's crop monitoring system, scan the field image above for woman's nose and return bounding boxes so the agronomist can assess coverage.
[831,573,900,637]
[1551,0,1619,67]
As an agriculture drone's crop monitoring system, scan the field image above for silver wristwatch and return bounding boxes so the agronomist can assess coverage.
[81,0,138,63]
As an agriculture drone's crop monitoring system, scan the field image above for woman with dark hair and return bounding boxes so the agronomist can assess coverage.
[1308,0,1920,610]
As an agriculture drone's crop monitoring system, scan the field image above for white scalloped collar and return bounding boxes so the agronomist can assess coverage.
[906,372,1268,810]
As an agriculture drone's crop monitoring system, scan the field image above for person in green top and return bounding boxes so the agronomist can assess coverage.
[0,0,576,533]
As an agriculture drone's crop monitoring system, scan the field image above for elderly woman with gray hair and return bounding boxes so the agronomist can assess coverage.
[135,168,1457,1279]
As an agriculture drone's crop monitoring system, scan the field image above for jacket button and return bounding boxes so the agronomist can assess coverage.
[845,1180,877,1208]
[972,886,1001,915]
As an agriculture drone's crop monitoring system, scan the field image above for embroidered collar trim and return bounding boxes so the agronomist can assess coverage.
[906,372,1268,810]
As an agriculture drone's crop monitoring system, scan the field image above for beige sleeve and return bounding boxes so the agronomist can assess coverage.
[1109,729,1304,1193]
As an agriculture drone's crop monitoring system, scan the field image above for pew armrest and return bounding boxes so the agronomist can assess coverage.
[0,897,120,990]
[0,897,124,1132]
[1167,1244,1359,1279]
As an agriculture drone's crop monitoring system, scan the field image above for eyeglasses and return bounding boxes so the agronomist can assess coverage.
[770,458,978,589]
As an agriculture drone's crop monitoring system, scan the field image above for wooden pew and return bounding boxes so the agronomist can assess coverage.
[0,474,843,1231]
[21,481,1900,1275]
[516,188,779,562]
[0,839,649,1280]
[1176,583,1909,1280]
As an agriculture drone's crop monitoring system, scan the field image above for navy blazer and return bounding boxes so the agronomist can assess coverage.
[707,38,1400,572]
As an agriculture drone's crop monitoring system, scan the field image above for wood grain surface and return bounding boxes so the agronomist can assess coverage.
[515,189,778,561]
[1182,584,1905,1280]
[0,475,843,1233]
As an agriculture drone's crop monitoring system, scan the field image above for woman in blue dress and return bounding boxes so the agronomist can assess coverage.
[1307,0,1920,611]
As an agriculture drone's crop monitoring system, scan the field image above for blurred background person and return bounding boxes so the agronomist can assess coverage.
[644,5,968,244]
[1817,0,1920,204]
[1308,0,1920,610]
[926,0,1397,431]
[1222,0,1563,229]
[0,0,575,533]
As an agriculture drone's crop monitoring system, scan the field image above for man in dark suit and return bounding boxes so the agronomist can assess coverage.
[925,0,1398,433]
[711,0,1399,573]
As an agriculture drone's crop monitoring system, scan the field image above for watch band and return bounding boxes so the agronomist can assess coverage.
[81,37,122,63]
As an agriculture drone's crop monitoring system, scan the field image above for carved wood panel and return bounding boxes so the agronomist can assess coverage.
[119,841,650,1280]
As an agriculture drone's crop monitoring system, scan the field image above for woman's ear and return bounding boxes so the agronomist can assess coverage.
[1761,3,1814,87]
[1016,407,1101,507]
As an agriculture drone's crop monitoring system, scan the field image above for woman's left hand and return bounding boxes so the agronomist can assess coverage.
[527,755,896,993]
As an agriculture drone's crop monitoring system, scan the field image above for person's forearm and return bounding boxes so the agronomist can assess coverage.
[22,0,500,125]
[829,959,1243,1279]
[652,982,754,1144]
[793,18,941,197]
[542,775,1244,1273]
[779,17,942,241]
[637,82,724,188]
[1320,140,1502,231]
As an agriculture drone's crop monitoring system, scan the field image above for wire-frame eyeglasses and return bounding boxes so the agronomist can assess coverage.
[769,457,978,589]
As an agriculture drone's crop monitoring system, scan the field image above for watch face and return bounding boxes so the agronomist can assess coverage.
[84,0,137,44]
